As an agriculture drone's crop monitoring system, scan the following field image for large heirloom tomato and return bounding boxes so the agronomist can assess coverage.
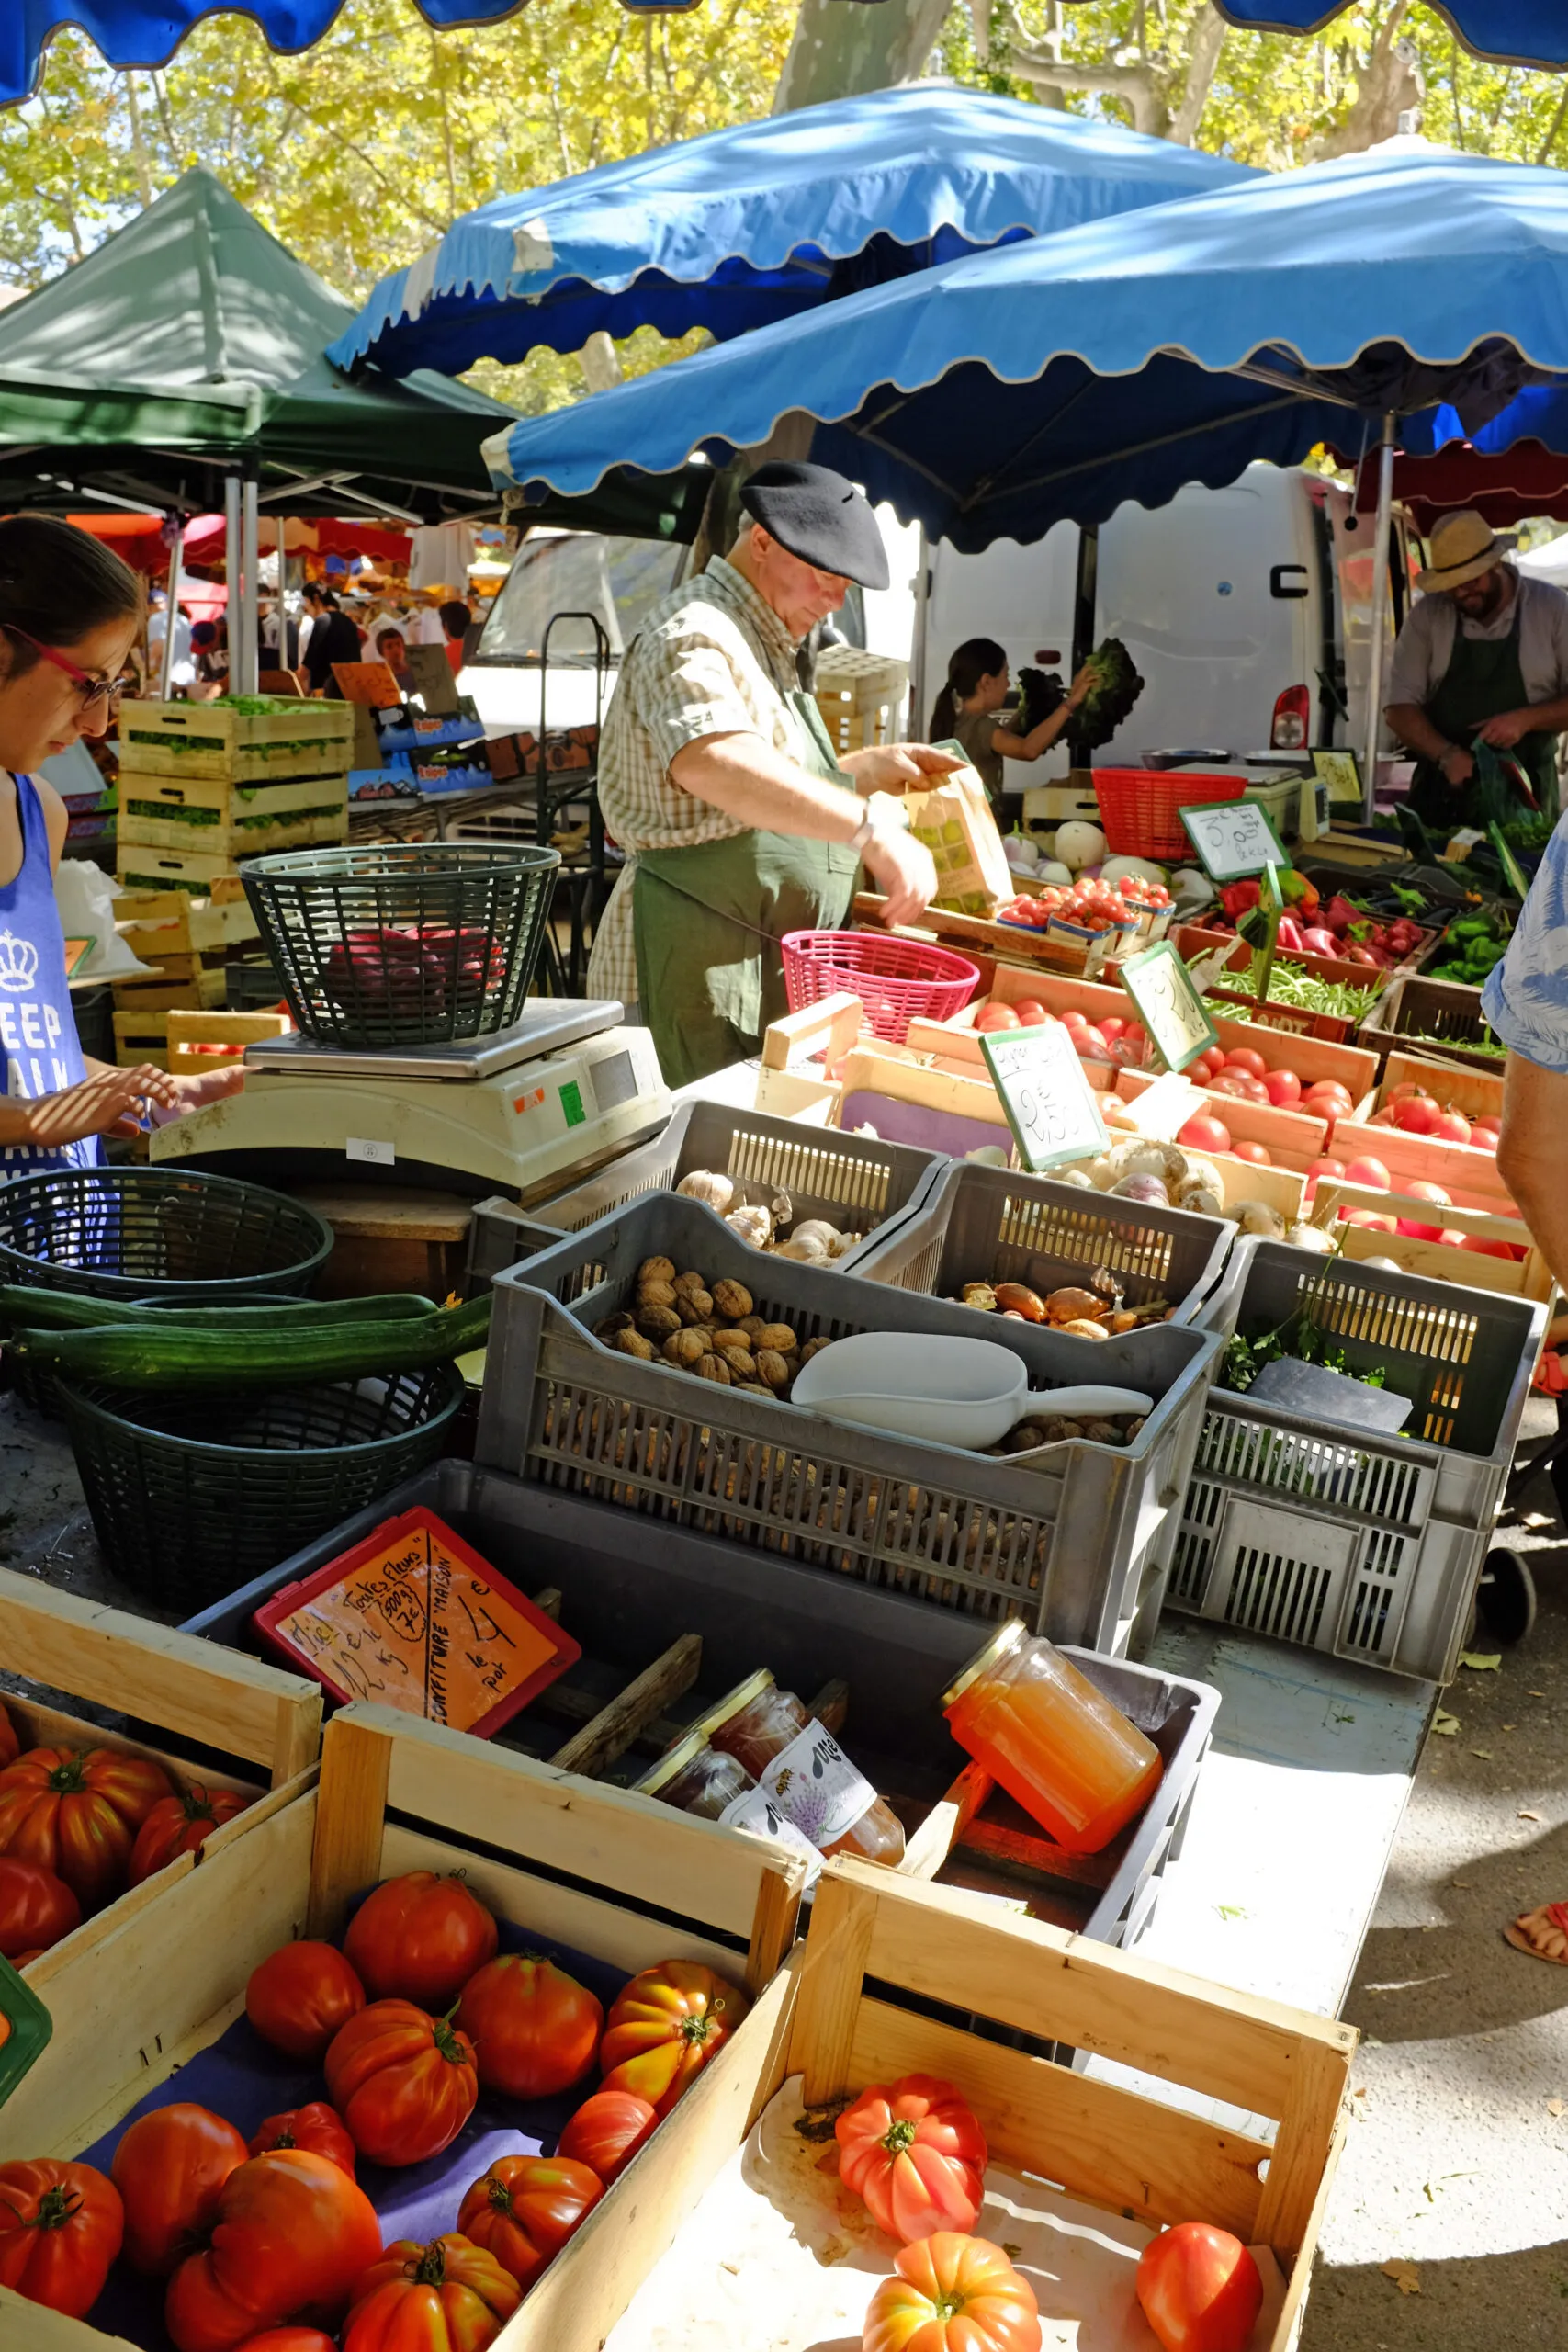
[456,2154,604,2289]
[837,2075,987,2243]
[248,2105,356,2179]
[0,2157,124,2318]
[325,1999,479,2167]
[130,1786,251,1886]
[230,2335,338,2352]
[246,1941,366,2061]
[597,1962,750,2118]
[343,1871,498,2011]
[455,1951,602,2098]
[0,1854,80,1960]
[1135,2222,1263,2352]
[0,1745,173,1909]
[343,2232,522,2351]
[164,2149,382,2352]
[556,2088,658,2185]
[0,1704,18,1767]
[863,2233,1041,2352]
[112,2103,249,2276]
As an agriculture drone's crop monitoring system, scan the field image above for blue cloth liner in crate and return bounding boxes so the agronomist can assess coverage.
[80,1902,637,2349]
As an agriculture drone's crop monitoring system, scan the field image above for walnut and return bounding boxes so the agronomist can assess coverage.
[637,1256,676,1287]
[1082,1419,1122,1442]
[671,1270,710,1298]
[1124,1416,1146,1442]
[663,1329,708,1367]
[716,1345,756,1380]
[739,1315,767,1340]
[593,1310,634,1339]
[736,1380,773,1396]
[710,1327,752,1354]
[756,1348,792,1392]
[798,1334,834,1364]
[637,1278,678,1311]
[712,1277,753,1322]
[961,1283,998,1312]
[1007,1421,1048,1452]
[636,1303,682,1340]
[676,1287,715,1326]
[755,1323,797,1355]
[694,1351,732,1385]
[613,1328,656,1361]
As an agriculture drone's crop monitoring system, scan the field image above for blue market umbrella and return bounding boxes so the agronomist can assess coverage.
[1205,1,1568,72]
[483,145,1568,808]
[328,86,1254,380]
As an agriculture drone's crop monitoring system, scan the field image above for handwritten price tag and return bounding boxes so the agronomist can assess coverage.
[1118,940,1219,1073]
[1179,798,1289,881]
[980,1020,1108,1173]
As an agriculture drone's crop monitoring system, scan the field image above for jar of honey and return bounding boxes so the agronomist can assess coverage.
[942,1623,1162,1854]
[635,1732,754,1820]
[706,1671,907,1867]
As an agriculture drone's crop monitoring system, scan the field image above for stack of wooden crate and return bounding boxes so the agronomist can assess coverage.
[111,876,277,1069]
[115,696,354,896]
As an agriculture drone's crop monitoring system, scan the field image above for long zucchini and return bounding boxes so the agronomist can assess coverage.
[0,1285,436,1334]
[11,1295,491,1392]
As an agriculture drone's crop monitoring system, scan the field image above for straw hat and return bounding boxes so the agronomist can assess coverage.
[1416,508,1518,594]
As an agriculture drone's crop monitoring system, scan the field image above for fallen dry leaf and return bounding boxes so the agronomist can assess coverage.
[1548,2099,1565,2120]
[1471,1748,1494,1759]
[1519,1810,1544,1824]
[1432,1711,1461,1736]
[1460,1653,1502,1671]
[1382,2260,1421,2295]
[1353,2085,1368,2098]
[1451,1880,1471,1890]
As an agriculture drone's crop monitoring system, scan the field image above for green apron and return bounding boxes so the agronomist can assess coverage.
[633,690,863,1088]
[1409,601,1560,829]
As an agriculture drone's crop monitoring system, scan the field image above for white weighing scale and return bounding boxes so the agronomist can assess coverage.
[151,997,671,1201]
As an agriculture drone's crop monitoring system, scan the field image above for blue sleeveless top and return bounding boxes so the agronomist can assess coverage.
[0,772,100,1173]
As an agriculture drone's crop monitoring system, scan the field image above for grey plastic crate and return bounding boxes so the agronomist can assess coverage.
[475,1193,1221,1656]
[847,1159,1234,1330]
[180,1460,1219,1952]
[1168,1238,1546,1682]
[467,1097,947,1291]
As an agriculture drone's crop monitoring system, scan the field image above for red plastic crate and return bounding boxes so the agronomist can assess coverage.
[1095,767,1247,861]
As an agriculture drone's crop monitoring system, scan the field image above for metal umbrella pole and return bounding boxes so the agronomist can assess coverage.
[159,512,184,696]
[1362,412,1396,824]
[240,476,260,695]
[223,474,242,691]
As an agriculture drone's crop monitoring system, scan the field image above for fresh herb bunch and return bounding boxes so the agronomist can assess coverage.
[1014,666,1066,735]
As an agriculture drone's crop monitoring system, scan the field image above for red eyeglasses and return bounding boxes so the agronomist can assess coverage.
[3,624,127,715]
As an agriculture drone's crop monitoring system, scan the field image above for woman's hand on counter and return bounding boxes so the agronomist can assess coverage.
[0,1061,179,1148]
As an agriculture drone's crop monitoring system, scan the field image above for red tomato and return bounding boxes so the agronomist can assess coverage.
[1009,998,1048,1027]
[556,2089,658,2185]
[1179,1114,1232,1155]
[0,1745,173,1910]
[325,1999,479,2168]
[1303,1080,1352,1109]
[1078,1024,1111,1057]
[1431,1109,1472,1144]
[455,1952,603,2099]
[1461,1232,1519,1260]
[597,1962,750,2120]
[975,1004,1021,1033]
[1097,1015,1126,1041]
[1236,1075,1271,1103]
[248,2105,356,2179]
[1208,1074,1252,1100]
[246,1942,366,2063]
[1344,1156,1391,1191]
[0,1854,79,1959]
[0,2158,123,2319]
[113,2103,249,2278]
[1231,1142,1271,1166]
[342,2233,520,2352]
[1221,1047,1267,1080]
[129,1786,251,1887]
[1472,1114,1501,1135]
[836,2075,987,2243]
[1471,1125,1499,1154]
[0,1707,17,1769]
[1262,1068,1302,1106]
[1059,1010,1089,1033]
[1135,2221,1264,2352]
[230,2334,339,2352]
[863,2233,1039,2352]
[165,2151,382,2352]
[1342,1208,1397,1231]
[456,2154,604,2290]
[343,1871,499,2013]
[1393,1096,1438,1134]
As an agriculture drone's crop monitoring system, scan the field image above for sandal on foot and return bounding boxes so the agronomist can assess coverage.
[1505,1902,1568,1964]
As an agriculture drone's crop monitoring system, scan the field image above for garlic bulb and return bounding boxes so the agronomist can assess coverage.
[789,1218,845,1251]
[1235,1200,1287,1238]
[677,1170,736,1214]
[1286,1221,1336,1253]
[724,1204,773,1248]
[773,1233,829,1262]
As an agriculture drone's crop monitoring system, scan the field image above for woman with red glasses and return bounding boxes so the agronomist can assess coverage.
[0,514,243,1172]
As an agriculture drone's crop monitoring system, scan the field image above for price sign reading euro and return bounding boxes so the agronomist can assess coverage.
[1179,797,1289,882]
[980,1019,1109,1174]
[1118,940,1219,1074]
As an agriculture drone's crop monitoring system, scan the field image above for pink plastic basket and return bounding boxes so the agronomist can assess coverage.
[781,929,980,1044]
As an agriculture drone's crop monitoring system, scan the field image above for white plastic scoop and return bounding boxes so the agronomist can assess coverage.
[790,1332,1153,1449]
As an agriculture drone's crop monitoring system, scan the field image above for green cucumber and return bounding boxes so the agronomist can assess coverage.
[0,1286,437,1334]
[16,1295,491,1391]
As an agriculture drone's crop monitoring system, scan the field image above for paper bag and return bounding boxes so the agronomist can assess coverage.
[903,746,1013,915]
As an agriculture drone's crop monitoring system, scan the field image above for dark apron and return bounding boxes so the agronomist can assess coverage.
[1409,604,1559,828]
[634,690,862,1089]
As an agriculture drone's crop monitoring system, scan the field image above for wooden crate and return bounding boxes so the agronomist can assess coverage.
[502,1861,1356,2352]
[165,1007,290,1074]
[110,967,228,1016]
[118,771,348,857]
[111,1006,171,1070]
[115,883,260,960]
[0,1699,808,2315]
[1313,1176,1551,1301]
[1333,1046,1514,1211]
[1357,971,1504,1074]
[118,697,355,784]
[117,842,247,895]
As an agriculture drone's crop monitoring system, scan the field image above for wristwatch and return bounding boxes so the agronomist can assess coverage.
[849,811,878,856]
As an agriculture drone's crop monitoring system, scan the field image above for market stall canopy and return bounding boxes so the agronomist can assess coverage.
[1346,438,1568,534]
[1201,1,1568,71]
[330,85,1255,381]
[484,146,1568,553]
[0,167,510,523]
[68,510,415,569]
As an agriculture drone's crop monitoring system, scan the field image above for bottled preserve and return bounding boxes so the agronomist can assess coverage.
[707,1672,906,1867]
[635,1731,753,1821]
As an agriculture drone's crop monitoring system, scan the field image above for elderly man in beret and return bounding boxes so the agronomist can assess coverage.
[589,459,952,1086]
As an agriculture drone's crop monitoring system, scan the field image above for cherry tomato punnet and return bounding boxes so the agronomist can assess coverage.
[0,1854,80,1960]
[246,1941,366,2062]
[1135,2220,1264,2352]
[343,2232,521,2352]
[0,2157,124,2319]
[129,1786,251,1887]
[556,2088,658,2184]
[164,2150,382,2352]
[862,2232,1040,2352]
[248,2104,356,2178]
[343,1871,499,2012]
[0,1745,173,1910]
[836,2075,987,2242]
[456,2154,604,2289]
[597,1962,750,2119]
[112,2102,249,2277]
[325,1999,479,2167]
[456,1951,603,2099]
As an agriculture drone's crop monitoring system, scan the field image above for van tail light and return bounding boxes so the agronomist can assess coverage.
[1271,684,1310,749]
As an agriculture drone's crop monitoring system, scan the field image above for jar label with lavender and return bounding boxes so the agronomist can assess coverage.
[751,1721,877,1849]
[717,1787,822,1884]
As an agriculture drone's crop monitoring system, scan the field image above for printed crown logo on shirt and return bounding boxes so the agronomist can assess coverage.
[0,931,39,994]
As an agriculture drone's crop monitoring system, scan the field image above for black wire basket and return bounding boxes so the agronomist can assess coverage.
[0,1169,333,1302]
[58,1363,465,1610]
[243,842,561,1048]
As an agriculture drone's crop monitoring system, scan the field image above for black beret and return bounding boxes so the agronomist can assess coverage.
[739,459,889,591]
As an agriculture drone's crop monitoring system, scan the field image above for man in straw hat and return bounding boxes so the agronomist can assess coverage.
[1386,507,1568,829]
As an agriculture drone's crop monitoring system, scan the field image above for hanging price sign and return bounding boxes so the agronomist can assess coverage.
[980,1019,1109,1173]
[1118,940,1219,1073]
[1179,798,1290,882]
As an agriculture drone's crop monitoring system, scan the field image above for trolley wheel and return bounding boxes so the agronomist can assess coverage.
[1475,1547,1537,1647]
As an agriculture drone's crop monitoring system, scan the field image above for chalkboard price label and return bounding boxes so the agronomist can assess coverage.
[980,1019,1109,1173]
[1118,939,1220,1073]
[1179,798,1290,881]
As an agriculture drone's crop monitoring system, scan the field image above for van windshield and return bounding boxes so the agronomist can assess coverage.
[473,533,680,667]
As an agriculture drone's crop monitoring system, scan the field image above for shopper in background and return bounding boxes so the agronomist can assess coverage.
[299,582,363,697]
[375,626,412,684]
[0,514,243,1171]
[147,587,193,688]
[931,637,1094,816]
[439,599,471,678]
[189,616,229,698]
[411,590,447,648]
